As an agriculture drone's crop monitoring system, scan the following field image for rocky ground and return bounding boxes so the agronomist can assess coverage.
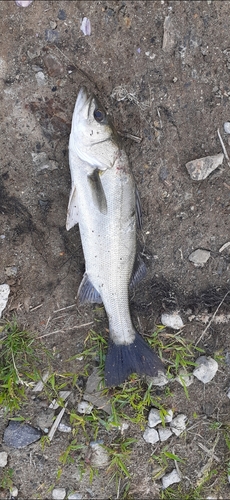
[1,1,230,499]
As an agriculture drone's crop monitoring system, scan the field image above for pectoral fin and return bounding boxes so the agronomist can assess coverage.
[88,169,107,215]
[66,185,79,230]
[135,186,142,230]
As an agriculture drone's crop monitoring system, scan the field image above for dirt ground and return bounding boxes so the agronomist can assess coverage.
[1,0,230,498]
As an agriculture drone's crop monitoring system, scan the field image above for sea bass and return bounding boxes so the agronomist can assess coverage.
[66,86,164,386]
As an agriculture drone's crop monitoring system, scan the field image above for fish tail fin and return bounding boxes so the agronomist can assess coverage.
[104,331,164,387]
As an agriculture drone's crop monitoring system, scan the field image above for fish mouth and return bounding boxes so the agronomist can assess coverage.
[75,86,92,114]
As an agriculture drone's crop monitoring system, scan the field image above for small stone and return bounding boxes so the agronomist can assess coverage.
[80,17,91,36]
[170,414,187,436]
[148,408,161,428]
[77,401,93,415]
[227,388,230,399]
[27,48,41,59]
[58,423,72,433]
[31,152,58,172]
[165,409,173,423]
[162,16,176,53]
[84,367,111,414]
[68,494,82,500]
[0,452,8,467]
[161,312,184,330]
[3,421,42,448]
[90,442,109,467]
[119,422,129,434]
[224,122,230,134]
[5,266,18,278]
[35,71,46,86]
[143,427,159,444]
[189,249,210,267]
[0,57,7,79]
[146,372,169,386]
[15,0,33,6]
[10,486,18,498]
[45,29,59,43]
[175,368,194,387]
[58,9,67,20]
[0,284,10,317]
[162,469,181,489]
[186,153,224,180]
[35,410,55,431]
[50,21,57,30]
[158,426,173,442]
[43,54,64,78]
[52,488,66,500]
[193,356,218,383]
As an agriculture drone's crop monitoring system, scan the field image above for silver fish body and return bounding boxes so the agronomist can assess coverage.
[66,87,163,386]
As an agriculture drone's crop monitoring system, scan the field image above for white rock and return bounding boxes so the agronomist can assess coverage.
[148,408,161,427]
[90,442,109,467]
[58,423,72,433]
[0,452,8,467]
[170,414,187,436]
[147,371,169,386]
[162,469,181,489]
[227,388,230,399]
[35,71,46,86]
[228,474,230,484]
[77,401,93,414]
[0,57,7,79]
[161,312,184,330]
[68,494,82,500]
[0,284,10,318]
[10,486,18,497]
[189,249,210,267]
[193,356,218,384]
[52,488,66,500]
[175,368,194,387]
[165,409,173,423]
[158,426,173,442]
[119,422,129,434]
[143,427,159,444]
[224,122,230,134]
[186,153,224,181]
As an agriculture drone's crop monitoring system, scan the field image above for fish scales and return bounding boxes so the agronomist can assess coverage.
[66,87,164,386]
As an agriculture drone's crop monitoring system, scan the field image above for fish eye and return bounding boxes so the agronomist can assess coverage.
[94,108,105,123]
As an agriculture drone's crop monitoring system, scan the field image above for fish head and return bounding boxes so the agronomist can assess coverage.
[70,87,118,170]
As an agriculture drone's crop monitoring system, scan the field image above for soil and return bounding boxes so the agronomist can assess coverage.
[1,1,230,499]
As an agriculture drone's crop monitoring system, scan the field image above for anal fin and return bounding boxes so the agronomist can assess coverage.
[130,254,147,288]
[78,273,103,304]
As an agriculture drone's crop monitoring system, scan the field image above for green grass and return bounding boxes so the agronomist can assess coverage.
[0,320,51,412]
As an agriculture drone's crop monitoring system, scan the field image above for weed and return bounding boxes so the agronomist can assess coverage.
[151,446,185,478]
[0,320,50,412]
[0,467,13,490]
[106,437,137,484]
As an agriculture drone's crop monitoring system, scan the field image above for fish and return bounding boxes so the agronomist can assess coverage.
[66,86,164,386]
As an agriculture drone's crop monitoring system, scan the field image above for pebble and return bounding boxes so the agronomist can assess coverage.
[52,488,66,500]
[68,494,82,500]
[0,451,8,467]
[35,71,46,87]
[0,284,10,317]
[158,426,173,442]
[162,468,181,489]
[175,368,194,387]
[146,372,169,386]
[189,249,211,267]
[165,409,173,423]
[5,266,18,277]
[227,388,230,399]
[3,421,42,448]
[58,423,72,433]
[10,486,18,498]
[148,408,162,428]
[80,17,91,36]
[0,57,7,79]
[162,16,176,53]
[45,29,59,43]
[58,9,67,20]
[77,401,93,415]
[50,21,57,30]
[224,122,230,134]
[186,153,224,180]
[43,53,64,78]
[170,414,187,436]
[193,356,218,383]
[15,0,33,6]
[89,442,109,467]
[143,427,159,444]
[35,410,55,431]
[161,312,184,330]
[84,367,111,414]
[31,152,58,172]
